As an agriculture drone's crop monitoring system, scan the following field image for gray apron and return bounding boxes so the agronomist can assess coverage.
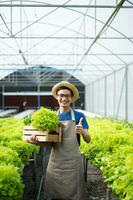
[45,110,86,200]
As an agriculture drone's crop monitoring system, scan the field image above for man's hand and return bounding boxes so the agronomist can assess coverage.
[75,117,91,143]
[75,117,84,134]
[27,134,38,144]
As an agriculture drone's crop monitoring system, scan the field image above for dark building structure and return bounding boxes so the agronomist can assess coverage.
[0,66,85,111]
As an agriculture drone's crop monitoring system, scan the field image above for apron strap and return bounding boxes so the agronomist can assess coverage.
[57,109,75,122]
[57,110,59,115]
[71,109,75,121]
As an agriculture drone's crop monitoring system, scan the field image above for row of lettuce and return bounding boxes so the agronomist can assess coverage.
[81,117,133,200]
[1,116,133,200]
[0,118,39,200]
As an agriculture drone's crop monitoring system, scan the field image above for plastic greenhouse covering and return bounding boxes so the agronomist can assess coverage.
[0,0,133,120]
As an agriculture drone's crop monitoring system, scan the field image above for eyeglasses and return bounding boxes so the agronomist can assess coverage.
[57,93,72,98]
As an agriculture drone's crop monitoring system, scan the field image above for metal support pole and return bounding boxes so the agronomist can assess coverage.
[92,83,94,113]
[106,188,111,200]
[125,66,128,120]
[104,76,107,117]
[33,153,37,200]
[10,0,12,34]
[94,0,97,36]
[113,72,116,118]
[2,85,4,110]
[37,85,40,108]
[81,153,88,182]
[36,147,47,200]
[116,68,126,119]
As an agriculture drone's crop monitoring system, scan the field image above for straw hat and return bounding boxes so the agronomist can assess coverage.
[52,81,79,103]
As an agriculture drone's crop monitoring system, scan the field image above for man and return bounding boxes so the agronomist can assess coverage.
[45,81,91,200]
[29,81,90,200]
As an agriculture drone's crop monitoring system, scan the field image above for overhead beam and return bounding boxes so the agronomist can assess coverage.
[1,36,133,40]
[0,53,133,56]
[0,63,125,67]
[0,4,132,8]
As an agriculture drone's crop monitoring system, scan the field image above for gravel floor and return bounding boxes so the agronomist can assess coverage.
[85,160,119,200]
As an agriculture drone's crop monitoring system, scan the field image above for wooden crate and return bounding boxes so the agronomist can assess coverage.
[23,125,62,142]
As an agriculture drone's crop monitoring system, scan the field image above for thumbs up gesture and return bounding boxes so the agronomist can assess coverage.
[79,117,83,125]
[75,117,84,135]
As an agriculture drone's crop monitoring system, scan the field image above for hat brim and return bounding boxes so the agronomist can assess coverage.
[52,81,79,103]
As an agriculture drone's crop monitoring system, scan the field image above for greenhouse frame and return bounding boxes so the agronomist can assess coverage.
[0,0,133,120]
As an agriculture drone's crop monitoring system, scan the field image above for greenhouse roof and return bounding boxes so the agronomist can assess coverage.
[0,0,133,85]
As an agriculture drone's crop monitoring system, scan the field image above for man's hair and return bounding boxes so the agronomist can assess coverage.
[56,86,73,96]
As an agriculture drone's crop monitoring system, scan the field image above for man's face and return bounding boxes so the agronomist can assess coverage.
[57,89,72,108]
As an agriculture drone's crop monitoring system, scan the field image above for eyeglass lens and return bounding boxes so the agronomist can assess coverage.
[57,94,71,98]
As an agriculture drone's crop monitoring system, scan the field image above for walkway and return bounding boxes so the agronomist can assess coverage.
[86,159,118,200]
